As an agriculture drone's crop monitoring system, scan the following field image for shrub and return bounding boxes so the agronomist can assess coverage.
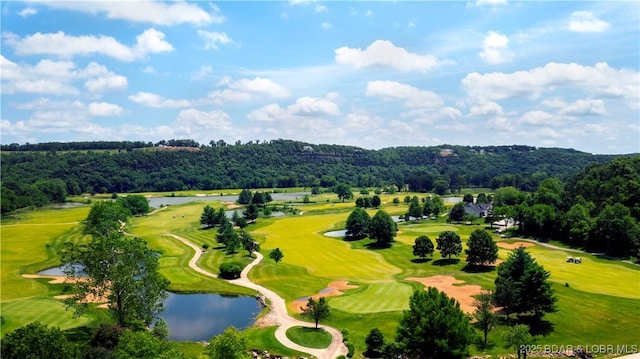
[346,342,355,358]
[219,261,244,279]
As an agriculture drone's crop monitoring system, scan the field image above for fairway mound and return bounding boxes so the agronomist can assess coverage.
[496,241,535,250]
[291,281,358,313]
[406,276,482,313]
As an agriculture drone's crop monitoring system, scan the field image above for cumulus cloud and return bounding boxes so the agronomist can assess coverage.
[41,1,221,26]
[475,0,508,5]
[559,99,606,116]
[88,102,124,116]
[1,56,127,95]
[248,96,340,122]
[218,77,290,98]
[519,110,556,126]
[366,80,443,108]
[197,31,237,50]
[3,28,174,61]
[174,109,233,134]
[335,40,446,72]
[479,31,513,64]
[569,11,610,33]
[462,62,640,104]
[128,92,192,108]
[322,22,333,30]
[468,101,504,116]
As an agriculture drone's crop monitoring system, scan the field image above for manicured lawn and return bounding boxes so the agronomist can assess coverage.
[245,326,309,357]
[0,298,93,336]
[285,326,332,349]
[329,282,413,314]
[252,213,401,282]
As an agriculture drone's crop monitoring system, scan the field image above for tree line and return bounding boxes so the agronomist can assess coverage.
[1,139,625,214]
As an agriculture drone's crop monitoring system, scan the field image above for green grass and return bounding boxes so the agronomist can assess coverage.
[285,326,332,349]
[245,326,309,357]
[0,298,94,336]
[329,282,413,314]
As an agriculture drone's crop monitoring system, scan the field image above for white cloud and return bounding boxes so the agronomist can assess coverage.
[315,5,328,13]
[479,31,513,64]
[569,11,610,33]
[365,10,373,16]
[191,65,213,81]
[41,1,220,26]
[322,22,333,30]
[366,80,443,108]
[462,62,640,104]
[1,56,127,96]
[335,40,447,72]
[128,92,192,108]
[469,101,504,116]
[3,28,173,61]
[486,117,513,131]
[247,96,340,122]
[174,109,233,135]
[18,7,37,17]
[197,31,237,50]
[88,102,124,116]
[220,77,290,98]
[558,99,606,116]
[519,110,556,126]
[84,73,127,93]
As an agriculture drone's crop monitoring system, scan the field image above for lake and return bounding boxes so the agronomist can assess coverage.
[160,292,261,341]
[147,191,310,208]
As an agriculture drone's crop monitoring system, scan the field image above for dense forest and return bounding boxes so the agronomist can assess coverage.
[0,139,633,213]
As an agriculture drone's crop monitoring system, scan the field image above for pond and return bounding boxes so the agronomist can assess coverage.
[160,293,261,341]
[147,191,310,208]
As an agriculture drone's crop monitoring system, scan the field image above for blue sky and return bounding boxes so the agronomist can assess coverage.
[1,1,638,154]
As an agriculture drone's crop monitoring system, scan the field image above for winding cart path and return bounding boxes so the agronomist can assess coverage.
[167,234,348,359]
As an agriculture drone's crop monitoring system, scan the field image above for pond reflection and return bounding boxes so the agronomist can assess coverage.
[159,292,261,341]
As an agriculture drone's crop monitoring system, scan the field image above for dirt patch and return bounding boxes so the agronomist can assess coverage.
[225,202,242,210]
[406,276,483,313]
[496,241,535,250]
[254,311,278,328]
[291,281,359,313]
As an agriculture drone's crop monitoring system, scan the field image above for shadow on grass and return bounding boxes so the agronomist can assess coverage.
[364,242,393,250]
[410,258,433,264]
[518,315,555,336]
[462,264,496,273]
[473,339,496,351]
[432,258,460,266]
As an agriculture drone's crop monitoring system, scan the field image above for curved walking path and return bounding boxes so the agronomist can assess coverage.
[167,234,348,359]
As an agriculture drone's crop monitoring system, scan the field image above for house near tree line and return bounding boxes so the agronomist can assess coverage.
[464,202,492,218]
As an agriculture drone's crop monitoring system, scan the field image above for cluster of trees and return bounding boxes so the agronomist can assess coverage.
[493,157,640,257]
[2,140,623,214]
[344,209,398,246]
[200,205,260,256]
[403,195,446,221]
[412,228,498,265]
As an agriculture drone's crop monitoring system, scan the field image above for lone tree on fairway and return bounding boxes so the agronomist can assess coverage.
[465,229,499,266]
[494,247,556,319]
[369,210,397,247]
[395,288,474,359]
[301,297,330,329]
[269,248,284,266]
[473,290,497,346]
[62,233,169,327]
[413,235,434,259]
[436,230,463,259]
[334,183,353,202]
[345,207,371,239]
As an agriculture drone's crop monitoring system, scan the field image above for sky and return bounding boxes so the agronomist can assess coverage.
[1,1,639,154]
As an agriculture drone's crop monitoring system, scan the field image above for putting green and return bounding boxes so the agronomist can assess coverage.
[328,282,413,314]
[254,214,401,282]
[0,298,92,336]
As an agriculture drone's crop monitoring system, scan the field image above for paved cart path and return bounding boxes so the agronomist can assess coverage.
[167,234,348,359]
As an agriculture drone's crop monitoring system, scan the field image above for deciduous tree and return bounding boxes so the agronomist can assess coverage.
[301,296,330,329]
[465,229,499,266]
[413,235,434,259]
[207,326,249,359]
[369,210,397,247]
[1,322,78,359]
[473,290,497,346]
[345,207,371,239]
[436,230,463,259]
[269,248,284,266]
[365,327,385,358]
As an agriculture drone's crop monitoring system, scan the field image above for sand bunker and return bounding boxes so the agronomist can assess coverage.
[496,241,535,250]
[291,281,358,313]
[23,274,109,307]
[406,276,483,313]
